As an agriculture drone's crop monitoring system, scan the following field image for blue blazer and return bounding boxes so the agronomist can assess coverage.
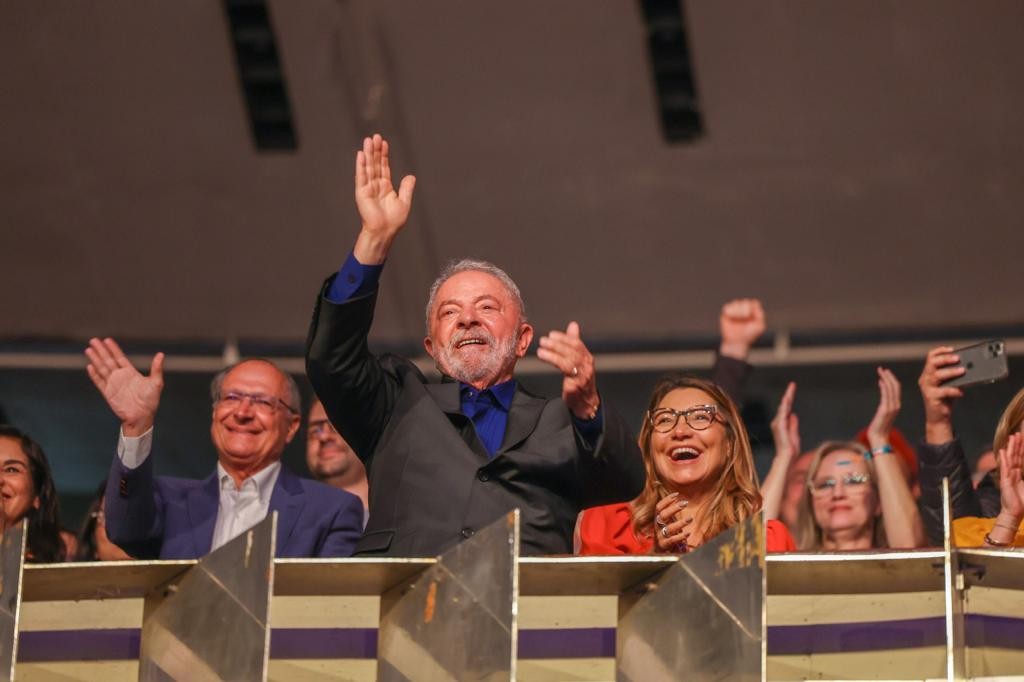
[105,454,363,559]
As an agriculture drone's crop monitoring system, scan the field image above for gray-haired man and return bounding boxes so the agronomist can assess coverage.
[306,134,643,557]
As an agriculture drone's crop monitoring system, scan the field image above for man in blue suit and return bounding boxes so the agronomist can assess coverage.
[85,338,363,559]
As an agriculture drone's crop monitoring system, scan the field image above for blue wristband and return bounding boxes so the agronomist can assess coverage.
[866,444,893,460]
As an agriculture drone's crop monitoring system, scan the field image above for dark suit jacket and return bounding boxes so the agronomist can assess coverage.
[918,438,999,545]
[105,454,364,559]
[305,285,646,557]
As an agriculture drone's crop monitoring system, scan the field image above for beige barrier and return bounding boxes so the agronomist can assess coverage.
[4,481,1024,681]
[6,512,763,681]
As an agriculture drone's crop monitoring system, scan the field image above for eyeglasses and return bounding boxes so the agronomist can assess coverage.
[217,391,298,415]
[648,405,721,433]
[808,472,871,496]
[307,419,339,438]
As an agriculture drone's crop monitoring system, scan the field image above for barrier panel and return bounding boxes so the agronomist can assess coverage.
[4,483,1024,681]
[0,521,25,682]
[138,512,276,680]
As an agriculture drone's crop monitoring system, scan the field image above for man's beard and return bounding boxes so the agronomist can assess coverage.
[436,329,519,385]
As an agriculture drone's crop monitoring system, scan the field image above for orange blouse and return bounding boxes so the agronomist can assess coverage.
[578,502,797,555]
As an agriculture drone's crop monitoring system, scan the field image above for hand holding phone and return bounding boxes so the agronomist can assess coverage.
[940,339,1008,389]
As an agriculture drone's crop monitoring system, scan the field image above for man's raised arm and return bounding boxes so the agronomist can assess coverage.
[84,337,166,551]
[307,134,417,462]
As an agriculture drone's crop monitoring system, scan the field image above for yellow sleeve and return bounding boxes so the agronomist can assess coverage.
[953,516,1024,547]
[952,517,995,547]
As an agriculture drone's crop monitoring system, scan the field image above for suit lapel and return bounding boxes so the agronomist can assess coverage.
[498,387,546,454]
[425,381,461,414]
[425,382,490,461]
[270,466,305,553]
[187,473,220,557]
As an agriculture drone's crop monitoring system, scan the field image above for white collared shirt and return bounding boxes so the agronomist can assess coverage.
[118,427,281,552]
[211,460,281,551]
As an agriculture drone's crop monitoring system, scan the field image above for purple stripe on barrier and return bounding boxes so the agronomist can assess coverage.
[518,628,616,659]
[767,617,947,655]
[270,627,377,658]
[19,629,140,662]
[17,615,1024,663]
[965,614,1024,650]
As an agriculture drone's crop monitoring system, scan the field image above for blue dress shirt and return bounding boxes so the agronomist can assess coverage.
[460,380,516,457]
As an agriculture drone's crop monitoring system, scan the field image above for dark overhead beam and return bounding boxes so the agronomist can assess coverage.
[639,0,703,143]
[223,0,298,151]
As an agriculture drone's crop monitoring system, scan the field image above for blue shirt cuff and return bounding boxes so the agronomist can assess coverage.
[571,404,604,449]
[325,251,384,303]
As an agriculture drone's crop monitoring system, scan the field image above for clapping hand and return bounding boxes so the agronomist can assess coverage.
[998,433,1024,524]
[866,367,901,449]
[537,322,600,421]
[85,338,164,436]
[771,381,801,460]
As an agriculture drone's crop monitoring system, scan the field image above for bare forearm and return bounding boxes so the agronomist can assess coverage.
[760,453,792,519]
[875,454,925,547]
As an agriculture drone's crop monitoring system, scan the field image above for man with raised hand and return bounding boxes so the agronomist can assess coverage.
[306,134,644,557]
[85,339,364,559]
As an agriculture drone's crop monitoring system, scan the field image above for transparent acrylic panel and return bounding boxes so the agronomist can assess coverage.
[0,521,26,682]
[138,513,276,681]
[377,511,520,682]
[618,513,765,682]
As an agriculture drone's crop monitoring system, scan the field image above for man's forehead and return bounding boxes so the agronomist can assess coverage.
[308,401,327,421]
[435,270,515,303]
[223,360,285,390]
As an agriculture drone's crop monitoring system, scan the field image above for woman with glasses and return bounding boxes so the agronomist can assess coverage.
[0,425,69,562]
[790,369,924,550]
[578,375,795,555]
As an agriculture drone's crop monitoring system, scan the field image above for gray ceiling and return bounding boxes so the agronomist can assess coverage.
[4,1,1023,353]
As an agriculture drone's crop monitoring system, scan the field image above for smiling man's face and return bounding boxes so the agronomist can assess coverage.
[210,360,300,479]
[423,270,532,389]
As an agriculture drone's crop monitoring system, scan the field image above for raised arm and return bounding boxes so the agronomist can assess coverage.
[352,133,416,265]
[916,346,979,543]
[84,337,164,437]
[711,298,765,404]
[762,382,800,519]
[868,368,925,548]
[84,337,166,555]
[536,322,644,505]
[307,134,416,463]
